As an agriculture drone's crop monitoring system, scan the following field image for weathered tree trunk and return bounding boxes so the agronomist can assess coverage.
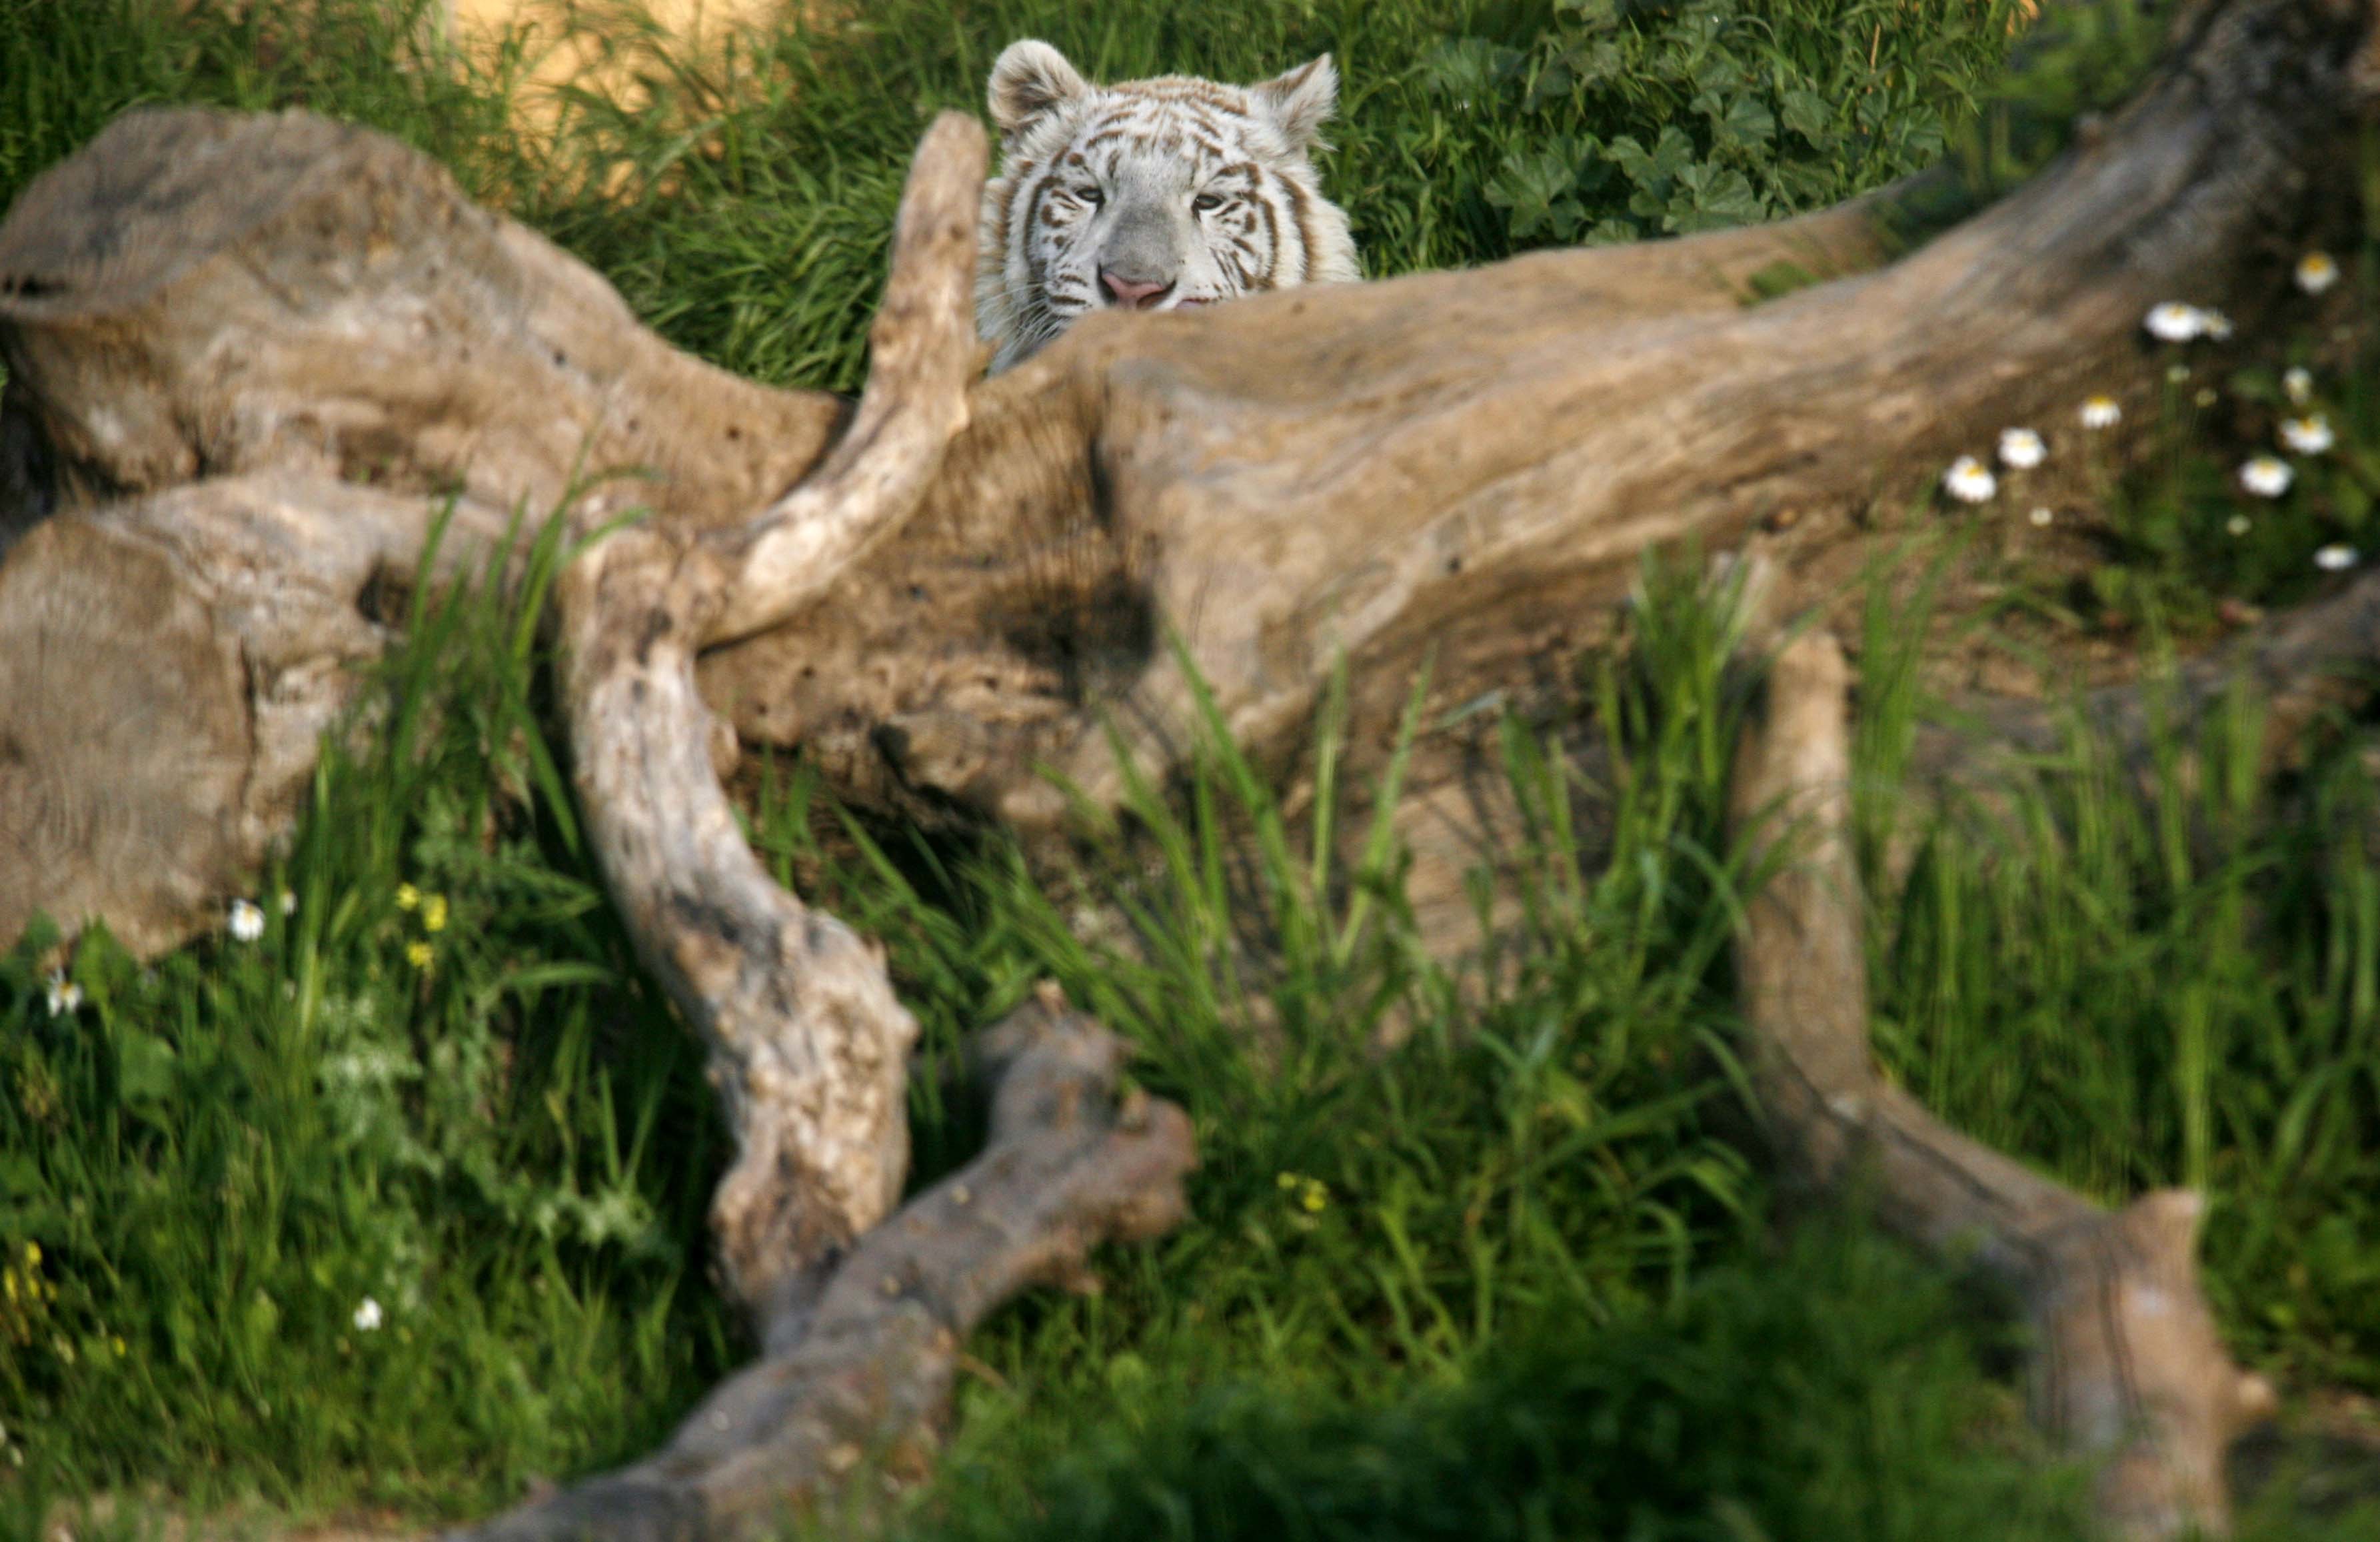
[4,1,2379,1535]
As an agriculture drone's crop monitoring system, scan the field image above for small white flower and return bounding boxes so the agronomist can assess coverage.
[2239,455,2295,498]
[2201,309,2234,341]
[279,890,297,916]
[1997,428,2047,469]
[2193,386,2219,408]
[2316,543,2359,572]
[2028,506,2055,528]
[353,1297,384,1332]
[2281,414,2335,454]
[1942,454,1997,503]
[228,899,265,943]
[2284,367,2315,406]
[2297,251,2341,295]
[2166,363,2192,385]
[2145,302,2206,341]
[2079,394,2123,430]
[43,971,83,1016]
[2227,514,2252,537]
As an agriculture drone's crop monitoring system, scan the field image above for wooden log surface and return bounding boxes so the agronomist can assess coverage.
[550,112,989,1323]
[453,993,1194,1542]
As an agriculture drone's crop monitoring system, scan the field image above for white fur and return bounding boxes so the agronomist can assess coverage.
[977,41,1360,372]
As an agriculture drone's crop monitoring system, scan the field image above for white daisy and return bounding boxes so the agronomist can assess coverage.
[2239,455,2294,498]
[2028,506,2055,528]
[353,1297,385,1332]
[1998,428,2047,469]
[2201,309,2235,341]
[2297,252,2341,295]
[2284,367,2315,406]
[1942,454,1997,503]
[2193,387,2219,408]
[2316,544,2359,572]
[43,971,82,1016]
[2166,363,2192,385]
[279,890,297,916]
[2227,514,2252,537]
[2145,302,2206,341]
[2079,394,2123,430]
[2281,414,2335,454]
[228,898,265,943]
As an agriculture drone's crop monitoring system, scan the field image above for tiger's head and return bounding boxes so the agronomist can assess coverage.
[976,40,1360,372]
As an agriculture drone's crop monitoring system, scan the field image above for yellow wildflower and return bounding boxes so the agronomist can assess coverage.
[422,894,449,934]
[405,941,435,970]
[395,884,421,911]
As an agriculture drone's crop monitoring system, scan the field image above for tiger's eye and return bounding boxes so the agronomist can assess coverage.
[1192,193,1224,213]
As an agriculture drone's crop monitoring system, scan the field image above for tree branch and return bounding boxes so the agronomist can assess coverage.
[552,114,989,1324]
[1730,626,2277,1539]
[453,992,1195,1542]
[696,113,984,648]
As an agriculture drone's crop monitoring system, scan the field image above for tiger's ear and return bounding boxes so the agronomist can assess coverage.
[988,40,1090,145]
[1251,54,1338,155]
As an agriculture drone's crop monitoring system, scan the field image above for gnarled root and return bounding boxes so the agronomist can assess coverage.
[455,992,1196,1542]
[1730,630,2276,1538]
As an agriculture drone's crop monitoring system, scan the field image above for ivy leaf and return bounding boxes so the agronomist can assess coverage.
[1523,56,1575,111]
[1486,147,1584,241]
[1563,37,1627,89]
[1606,125,1695,195]
[1708,93,1776,150]
[1686,50,1747,97]
[1780,88,1836,147]
[1668,164,1768,233]
[1771,158,1843,209]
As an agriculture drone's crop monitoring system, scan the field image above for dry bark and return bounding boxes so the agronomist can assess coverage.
[547,110,989,1323]
[455,990,1194,1542]
[0,472,517,954]
[1730,622,2279,1539]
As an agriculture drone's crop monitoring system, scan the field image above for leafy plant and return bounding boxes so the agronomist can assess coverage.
[1451,0,2023,248]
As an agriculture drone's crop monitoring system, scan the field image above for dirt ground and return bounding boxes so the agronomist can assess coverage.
[438,0,794,129]
[443,0,784,40]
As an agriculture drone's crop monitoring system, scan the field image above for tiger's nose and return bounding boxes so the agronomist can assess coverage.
[1100,270,1173,310]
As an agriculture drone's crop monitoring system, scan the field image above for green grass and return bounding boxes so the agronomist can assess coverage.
[2,516,734,1516]
[3,0,2380,1537]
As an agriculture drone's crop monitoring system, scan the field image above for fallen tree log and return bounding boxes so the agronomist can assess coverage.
[3,0,2378,1535]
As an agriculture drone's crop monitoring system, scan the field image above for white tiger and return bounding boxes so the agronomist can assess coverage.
[976,39,1362,372]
